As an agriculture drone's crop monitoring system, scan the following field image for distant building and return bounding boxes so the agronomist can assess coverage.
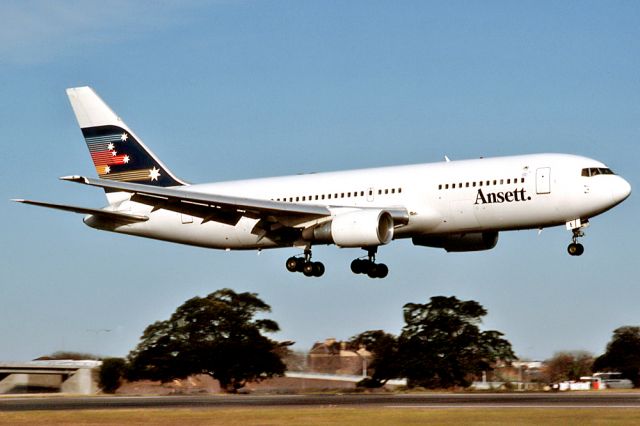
[0,360,101,395]
[307,338,372,376]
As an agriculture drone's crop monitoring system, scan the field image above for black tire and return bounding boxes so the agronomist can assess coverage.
[376,263,389,279]
[286,257,299,272]
[351,259,365,274]
[313,262,325,277]
[567,243,582,256]
[367,263,379,278]
[303,262,315,277]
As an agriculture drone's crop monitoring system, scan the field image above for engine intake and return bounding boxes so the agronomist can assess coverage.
[412,231,499,252]
[304,210,394,247]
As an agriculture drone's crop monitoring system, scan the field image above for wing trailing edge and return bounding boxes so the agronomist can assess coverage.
[12,199,149,223]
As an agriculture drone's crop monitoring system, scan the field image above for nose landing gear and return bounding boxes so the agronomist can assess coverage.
[567,227,585,257]
[286,248,325,277]
[351,247,388,279]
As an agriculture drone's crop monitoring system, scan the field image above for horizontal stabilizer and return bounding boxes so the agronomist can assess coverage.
[12,199,148,223]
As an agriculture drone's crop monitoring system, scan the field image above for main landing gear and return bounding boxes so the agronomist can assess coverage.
[567,228,585,257]
[351,247,388,279]
[286,248,325,277]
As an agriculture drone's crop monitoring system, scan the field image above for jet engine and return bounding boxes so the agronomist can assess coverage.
[303,210,394,247]
[412,231,499,252]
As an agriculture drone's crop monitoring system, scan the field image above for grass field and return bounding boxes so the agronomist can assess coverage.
[2,408,640,425]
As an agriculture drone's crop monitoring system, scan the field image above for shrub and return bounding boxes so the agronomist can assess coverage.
[99,357,127,393]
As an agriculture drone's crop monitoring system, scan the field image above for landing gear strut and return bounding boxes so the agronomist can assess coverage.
[351,247,388,279]
[567,228,585,257]
[286,248,325,277]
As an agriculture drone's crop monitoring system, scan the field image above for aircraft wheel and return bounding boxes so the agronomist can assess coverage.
[376,263,389,279]
[367,263,379,278]
[351,259,366,274]
[303,262,315,277]
[286,256,300,272]
[313,262,325,277]
[567,243,584,256]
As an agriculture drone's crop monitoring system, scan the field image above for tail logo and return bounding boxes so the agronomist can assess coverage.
[82,125,178,186]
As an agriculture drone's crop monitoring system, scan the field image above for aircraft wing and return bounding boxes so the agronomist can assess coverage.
[60,175,332,227]
[12,199,149,223]
[60,176,410,229]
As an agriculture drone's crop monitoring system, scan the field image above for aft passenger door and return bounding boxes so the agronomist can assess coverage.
[536,167,551,194]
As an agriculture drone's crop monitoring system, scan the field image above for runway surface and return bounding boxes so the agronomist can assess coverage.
[1,392,640,411]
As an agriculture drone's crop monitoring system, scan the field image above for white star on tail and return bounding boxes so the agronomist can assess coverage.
[123,155,130,164]
[120,133,129,141]
[149,167,161,181]
[104,166,111,174]
[107,142,115,151]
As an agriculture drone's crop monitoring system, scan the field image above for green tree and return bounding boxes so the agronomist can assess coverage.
[398,296,516,388]
[98,357,127,394]
[349,330,400,387]
[593,326,640,387]
[127,289,286,393]
[544,351,594,383]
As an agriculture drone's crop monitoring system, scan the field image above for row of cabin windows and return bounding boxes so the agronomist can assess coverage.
[274,187,402,203]
[438,177,525,190]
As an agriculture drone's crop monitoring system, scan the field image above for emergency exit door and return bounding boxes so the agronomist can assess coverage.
[536,167,551,194]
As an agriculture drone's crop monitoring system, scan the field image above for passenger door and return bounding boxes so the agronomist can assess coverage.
[536,167,551,194]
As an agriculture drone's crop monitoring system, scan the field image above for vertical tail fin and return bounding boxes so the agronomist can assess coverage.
[66,87,186,188]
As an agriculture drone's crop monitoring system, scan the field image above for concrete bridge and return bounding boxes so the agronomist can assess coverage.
[0,360,101,395]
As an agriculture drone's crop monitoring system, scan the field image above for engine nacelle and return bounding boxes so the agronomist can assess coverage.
[304,210,394,247]
[412,231,499,252]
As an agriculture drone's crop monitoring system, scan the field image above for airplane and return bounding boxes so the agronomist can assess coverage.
[14,87,631,278]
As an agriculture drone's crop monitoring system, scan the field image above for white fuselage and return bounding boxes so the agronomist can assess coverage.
[94,153,631,250]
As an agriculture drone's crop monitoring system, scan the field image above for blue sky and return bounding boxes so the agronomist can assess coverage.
[1,1,639,362]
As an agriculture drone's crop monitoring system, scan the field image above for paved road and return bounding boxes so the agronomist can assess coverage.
[1,392,640,411]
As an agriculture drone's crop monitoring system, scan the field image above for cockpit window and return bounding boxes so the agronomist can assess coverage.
[581,167,615,177]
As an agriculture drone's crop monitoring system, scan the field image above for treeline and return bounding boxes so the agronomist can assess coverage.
[95,289,640,393]
[543,327,640,387]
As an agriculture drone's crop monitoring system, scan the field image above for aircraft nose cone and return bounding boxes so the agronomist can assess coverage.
[611,177,631,204]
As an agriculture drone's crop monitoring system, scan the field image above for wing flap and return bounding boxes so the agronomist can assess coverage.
[130,193,243,226]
